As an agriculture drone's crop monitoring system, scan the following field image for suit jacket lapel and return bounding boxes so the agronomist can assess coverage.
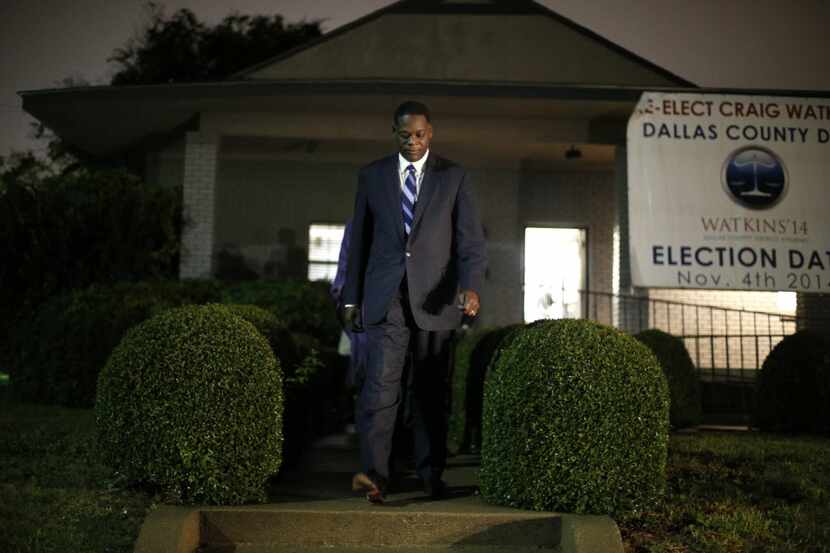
[411,154,439,236]
[384,155,406,246]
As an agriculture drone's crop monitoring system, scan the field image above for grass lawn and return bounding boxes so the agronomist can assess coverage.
[619,431,830,552]
[0,386,156,553]
[2,382,829,553]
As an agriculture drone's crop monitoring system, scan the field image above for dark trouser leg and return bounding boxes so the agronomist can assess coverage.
[356,294,410,483]
[410,328,454,482]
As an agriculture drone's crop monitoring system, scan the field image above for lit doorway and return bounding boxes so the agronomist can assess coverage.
[523,227,587,323]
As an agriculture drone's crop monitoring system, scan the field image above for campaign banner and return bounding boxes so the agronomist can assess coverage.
[627,92,830,293]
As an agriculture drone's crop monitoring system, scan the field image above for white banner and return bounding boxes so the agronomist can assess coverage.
[627,92,830,293]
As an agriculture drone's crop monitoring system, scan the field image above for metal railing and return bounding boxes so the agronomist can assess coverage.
[571,289,813,416]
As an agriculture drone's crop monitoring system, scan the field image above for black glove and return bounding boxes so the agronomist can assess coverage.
[341,305,364,333]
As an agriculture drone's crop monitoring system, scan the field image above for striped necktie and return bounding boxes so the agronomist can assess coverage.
[402,164,417,236]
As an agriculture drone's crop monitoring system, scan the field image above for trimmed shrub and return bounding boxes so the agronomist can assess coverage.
[481,319,669,515]
[282,334,326,467]
[221,280,339,347]
[448,324,523,454]
[448,328,490,454]
[222,304,300,373]
[286,332,347,438]
[218,305,329,467]
[754,330,830,434]
[95,304,283,505]
[635,329,702,428]
[9,280,223,407]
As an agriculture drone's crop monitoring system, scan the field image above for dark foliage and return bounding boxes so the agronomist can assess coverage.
[481,319,670,515]
[448,324,523,454]
[222,304,300,372]
[0,165,182,364]
[635,329,702,428]
[221,280,340,348]
[109,3,322,85]
[7,278,342,410]
[220,304,330,466]
[8,280,223,407]
[754,330,830,434]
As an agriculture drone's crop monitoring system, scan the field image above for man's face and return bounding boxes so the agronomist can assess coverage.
[394,114,433,162]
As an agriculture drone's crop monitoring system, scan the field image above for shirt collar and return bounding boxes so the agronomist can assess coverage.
[398,150,429,175]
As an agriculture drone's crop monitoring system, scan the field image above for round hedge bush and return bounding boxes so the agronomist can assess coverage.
[754,330,830,434]
[481,319,669,515]
[95,304,283,505]
[634,329,701,428]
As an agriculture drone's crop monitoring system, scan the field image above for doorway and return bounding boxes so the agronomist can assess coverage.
[523,227,587,323]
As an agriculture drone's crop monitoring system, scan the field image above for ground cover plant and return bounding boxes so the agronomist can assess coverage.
[619,431,830,552]
[3,386,830,552]
[0,397,156,553]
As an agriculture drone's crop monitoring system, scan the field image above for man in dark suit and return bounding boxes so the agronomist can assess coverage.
[341,101,487,503]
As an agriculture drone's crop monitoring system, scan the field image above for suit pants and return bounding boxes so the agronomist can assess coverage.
[356,279,453,483]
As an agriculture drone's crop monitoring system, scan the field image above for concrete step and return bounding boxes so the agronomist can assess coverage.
[200,507,562,548]
[200,546,557,553]
[134,444,622,553]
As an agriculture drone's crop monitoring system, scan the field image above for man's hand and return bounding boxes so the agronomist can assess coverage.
[457,290,480,317]
[341,305,364,333]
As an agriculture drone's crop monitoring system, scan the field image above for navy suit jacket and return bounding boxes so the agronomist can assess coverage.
[343,153,487,331]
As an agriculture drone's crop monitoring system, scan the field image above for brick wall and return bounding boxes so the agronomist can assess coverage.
[796,293,830,338]
[518,164,616,324]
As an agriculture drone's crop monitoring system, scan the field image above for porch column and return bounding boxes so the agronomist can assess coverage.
[179,131,219,279]
[613,145,648,332]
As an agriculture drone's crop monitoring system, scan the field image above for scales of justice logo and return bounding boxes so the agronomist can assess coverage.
[722,146,787,209]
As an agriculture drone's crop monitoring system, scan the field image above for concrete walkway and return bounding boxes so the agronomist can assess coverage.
[134,432,623,553]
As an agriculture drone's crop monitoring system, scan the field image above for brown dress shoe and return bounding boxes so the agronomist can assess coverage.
[352,472,386,504]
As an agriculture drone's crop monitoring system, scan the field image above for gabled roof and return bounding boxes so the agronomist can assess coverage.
[234,0,695,88]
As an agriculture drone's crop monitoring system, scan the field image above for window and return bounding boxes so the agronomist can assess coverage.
[523,227,587,323]
[308,223,345,282]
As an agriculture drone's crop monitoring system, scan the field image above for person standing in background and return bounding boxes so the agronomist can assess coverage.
[331,219,368,396]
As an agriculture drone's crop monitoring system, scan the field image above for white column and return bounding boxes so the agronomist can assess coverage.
[613,144,648,332]
[179,131,219,279]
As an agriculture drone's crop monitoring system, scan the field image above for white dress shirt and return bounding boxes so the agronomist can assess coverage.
[398,150,429,199]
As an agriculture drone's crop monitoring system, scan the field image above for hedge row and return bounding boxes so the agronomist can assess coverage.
[754,330,830,434]
[9,280,222,407]
[0,167,183,367]
[634,329,702,428]
[8,279,339,408]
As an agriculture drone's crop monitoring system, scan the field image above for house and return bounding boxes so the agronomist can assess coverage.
[20,0,830,370]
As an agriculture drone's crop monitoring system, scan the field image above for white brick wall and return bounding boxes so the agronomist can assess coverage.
[796,293,830,338]
[179,132,219,279]
[647,289,797,372]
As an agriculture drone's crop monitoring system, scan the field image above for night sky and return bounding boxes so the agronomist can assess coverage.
[2,0,829,157]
